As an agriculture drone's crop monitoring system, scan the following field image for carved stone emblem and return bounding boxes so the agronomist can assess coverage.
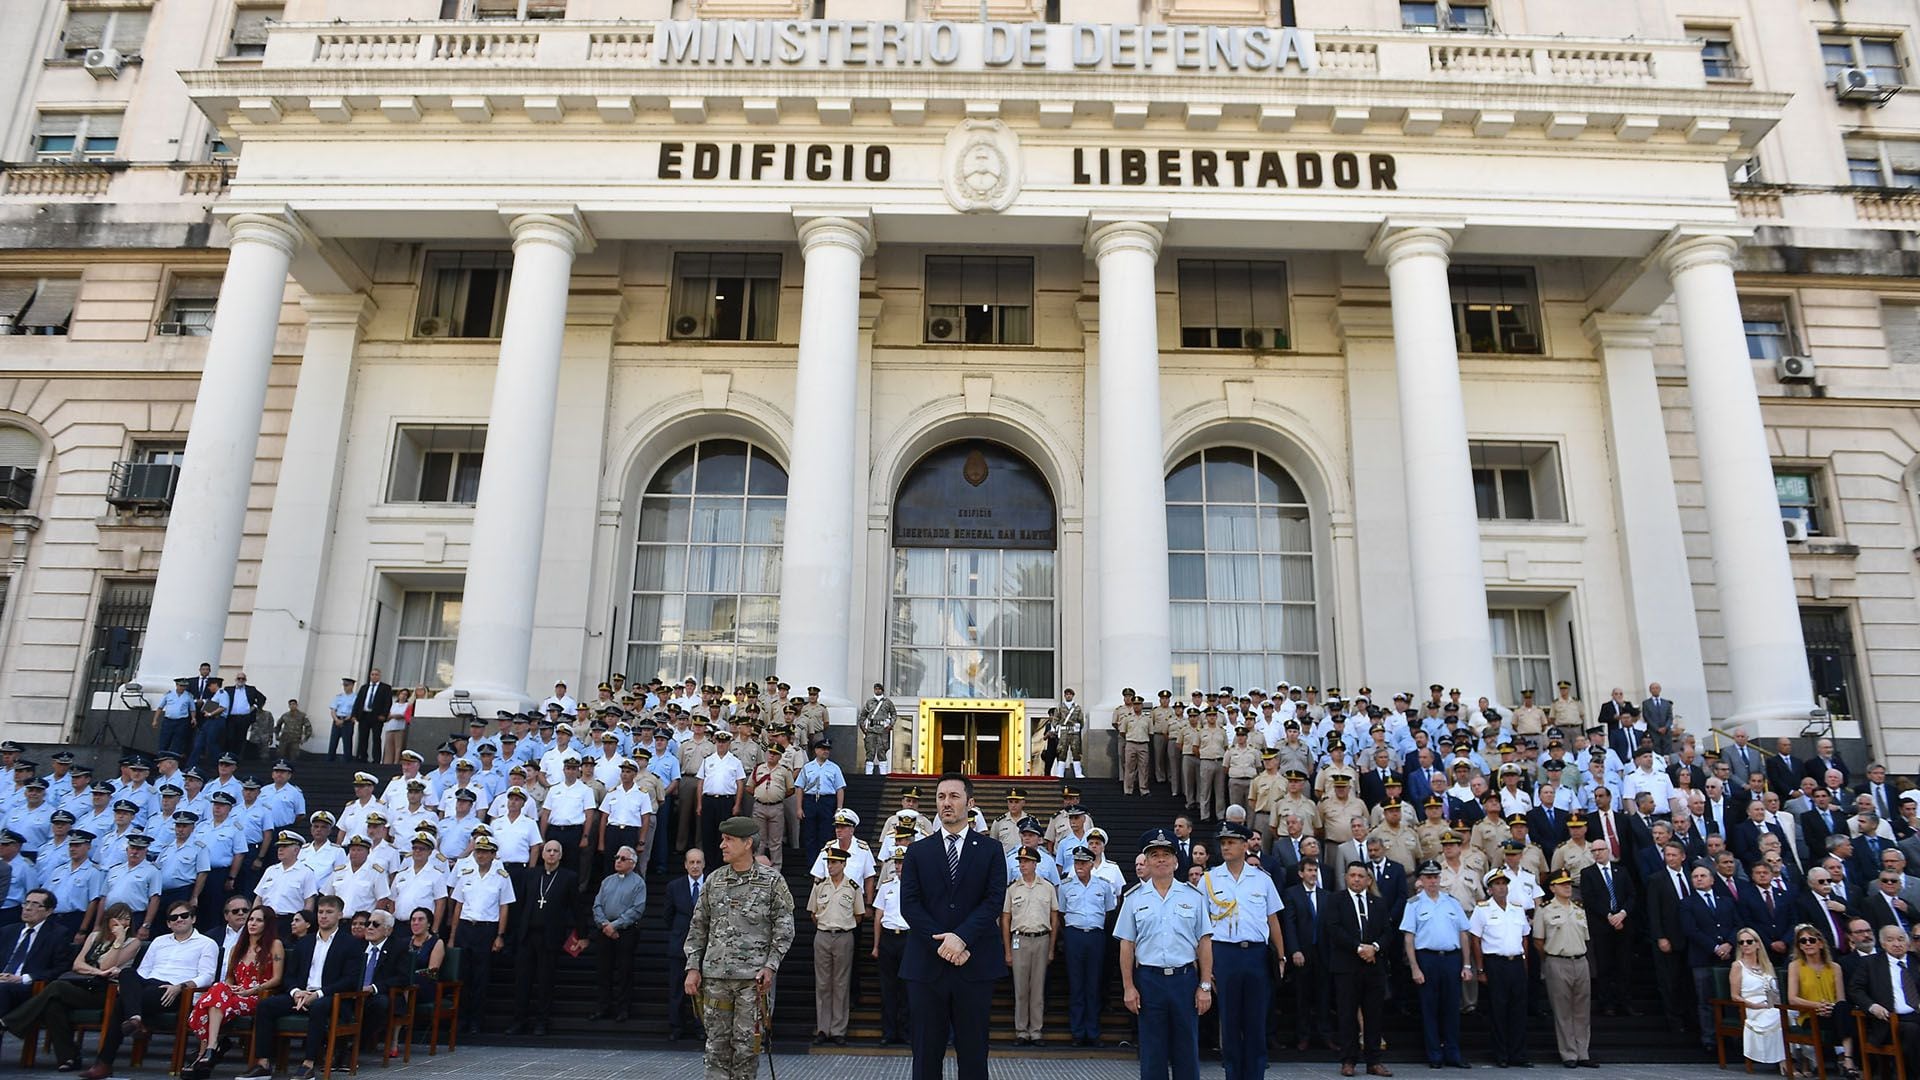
[963,449,989,487]
[942,119,1021,214]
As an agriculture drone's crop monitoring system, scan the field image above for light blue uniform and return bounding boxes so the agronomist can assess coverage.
[0,854,38,908]
[102,859,161,914]
[257,783,306,831]
[1007,849,1063,885]
[152,836,211,890]
[43,856,104,918]
[1058,874,1119,929]
[1114,879,1211,1080]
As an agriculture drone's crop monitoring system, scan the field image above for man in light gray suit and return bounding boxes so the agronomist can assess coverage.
[1641,683,1674,755]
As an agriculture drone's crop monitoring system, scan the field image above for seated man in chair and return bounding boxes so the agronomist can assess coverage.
[241,895,366,1080]
[1847,923,1920,1078]
[81,898,219,1079]
[355,910,412,1055]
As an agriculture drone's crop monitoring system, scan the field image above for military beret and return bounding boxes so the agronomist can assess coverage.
[718,816,759,839]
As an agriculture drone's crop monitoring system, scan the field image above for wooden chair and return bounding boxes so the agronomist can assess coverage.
[130,986,200,1077]
[1711,967,1750,1071]
[270,990,367,1080]
[1857,1012,1908,1080]
[382,985,416,1066]
[413,947,462,1056]
[1782,1004,1829,1080]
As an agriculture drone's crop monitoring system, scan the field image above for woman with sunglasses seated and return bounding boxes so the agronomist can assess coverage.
[78,899,218,1080]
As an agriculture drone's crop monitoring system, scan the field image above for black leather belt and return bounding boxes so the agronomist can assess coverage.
[1017,930,1050,937]
[884,928,909,935]
[819,928,852,934]
[1218,941,1264,949]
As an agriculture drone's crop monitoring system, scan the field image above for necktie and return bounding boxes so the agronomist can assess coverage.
[947,833,961,881]
[1893,895,1907,933]
[362,946,379,987]
[1354,891,1368,925]
[1674,871,1686,898]
[6,927,31,975]
[1601,866,1616,909]
[1604,815,1620,858]
[1765,892,1775,918]
[690,879,699,907]
[1705,892,1716,913]
[1904,960,1919,1011]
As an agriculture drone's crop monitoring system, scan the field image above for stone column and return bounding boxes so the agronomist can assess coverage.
[242,293,376,707]
[134,212,300,691]
[1661,232,1812,729]
[448,211,586,702]
[1586,312,1710,724]
[1086,216,1173,708]
[773,213,872,706]
[1371,223,1499,703]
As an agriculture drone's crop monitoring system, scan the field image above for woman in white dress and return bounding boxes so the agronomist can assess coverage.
[1732,928,1787,1073]
[380,686,414,764]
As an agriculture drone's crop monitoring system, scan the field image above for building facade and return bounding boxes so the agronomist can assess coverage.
[2,0,1916,765]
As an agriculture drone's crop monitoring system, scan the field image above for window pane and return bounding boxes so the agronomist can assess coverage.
[1500,469,1534,519]
[648,447,696,494]
[429,594,461,637]
[948,550,997,597]
[1206,505,1259,551]
[1206,555,1260,599]
[1001,600,1053,649]
[399,593,431,637]
[695,440,748,494]
[950,599,997,647]
[741,546,781,593]
[686,547,740,592]
[1169,554,1207,599]
[633,546,685,592]
[691,496,743,543]
[1204,448,1257,502]
[1171,604,1208,649]
[1516,609,1550,653]
[1167,505,1205,551]
[744,500,784,544]
[1002,651,1054,698]
[1001,550,1053,598]
[639,498,689,542]
[1166,454,1204,502]
[747,447,787,495]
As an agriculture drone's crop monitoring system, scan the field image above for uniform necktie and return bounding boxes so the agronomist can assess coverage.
[1705,892,1716,913]
[947,833,961,881]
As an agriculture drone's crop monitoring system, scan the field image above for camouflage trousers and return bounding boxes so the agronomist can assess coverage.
[863,727,891,765]
[701,977,763,1080]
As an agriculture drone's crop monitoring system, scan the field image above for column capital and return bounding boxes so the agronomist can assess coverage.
[503,207,591,255]
[1655,228,1744,278]
[1085,213,1166,261]
[298,292,378,332]
[217,206,304,259]
[1582,311,1662,351]
[794,211,874,257]
[1365,219,1463,269]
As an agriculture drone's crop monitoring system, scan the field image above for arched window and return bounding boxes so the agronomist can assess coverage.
[627,438,786,687]
[1167,447,1318,695]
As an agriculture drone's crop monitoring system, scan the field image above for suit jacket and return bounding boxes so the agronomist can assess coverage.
[1267,834,1305,882]
[189,676,216,701]
[1847,951,1920,1037]
[1723,745,1761,788]
[1897,833,1920,874]
[1622,813,1664,861]
[1578,861,1636,925]
[1282,883,1329,960]
[1858,782,1901,823]
[1737,884,1796,950]
[1728,820,1768,867]
[665,876,699,960]
[1596,700,1632,729]
[1768,755,1802,800]
[516,866,579,946]
[1853,834,1897,889]
[356,934,413,992]
[1805,756,1852,789]
[899,829,1008,983]
[1324,887,1394,975]
[1527,804,1570,853]
[1854,888,1916,933]
[0,920,71,983]
[282,929,368,1000]
[1358,769,1403,810]
[1669,828,1708,865]
[1366,860,1408,926]
[1679,890,1739,967]
[352,682,393,725]
[1793,888,1850,951]
[1802,807,1850,857]
[1641,697,1675,735]
[1668,760,1707,793]
[1645,864,1690,946]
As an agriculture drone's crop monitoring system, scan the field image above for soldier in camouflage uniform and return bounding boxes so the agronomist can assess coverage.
[856,684,896,775]
[685,816,795,1080]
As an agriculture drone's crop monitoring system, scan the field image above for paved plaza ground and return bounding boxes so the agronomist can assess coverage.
[287,1044,1746,1080]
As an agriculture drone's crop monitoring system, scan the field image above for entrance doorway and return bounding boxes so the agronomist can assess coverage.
[913,698,1027,775]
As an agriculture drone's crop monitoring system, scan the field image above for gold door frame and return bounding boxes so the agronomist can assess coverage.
[913,698,1027,775]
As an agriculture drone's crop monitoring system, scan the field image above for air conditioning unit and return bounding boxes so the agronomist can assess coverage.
[1776,355,1816,383]
[1836,67,1903,105]
[415,316,449,338]
[1242,328,1291,352]
[81,47,124,77]
[926,315,957,341]
[669,314,704,339]
[155,322,185,336]
[1507,331,1542,353]
[1783,513,1812,543]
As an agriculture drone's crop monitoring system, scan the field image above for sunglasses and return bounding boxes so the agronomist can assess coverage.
[167,912,194,923]
[1797,937,1821,944]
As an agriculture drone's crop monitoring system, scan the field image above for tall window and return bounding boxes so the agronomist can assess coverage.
[890,549,1055,698]
[225,5,279,57]
[1689,26,1744,80]
[1448,266,1542,355]
[160,277,219,336]
[394,590,461,690]
[1167,447,1317,695]
[924,255,1033,345]
[0,426,40,510]
[386,425,486,504]
[415,251,511,339]
[1741,296,1798,360]
[1177,259,1290,350]
[56,8,149,59]
[629,439,785,687]
[669,253,779,341]
[1488,608,1551,706]
[1775,468,1827,536]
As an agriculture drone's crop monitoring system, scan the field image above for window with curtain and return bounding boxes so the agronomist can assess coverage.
[1166,447,1317,696]
[394,590,461,690]
[888,548,1056,699]
[925,255,1033,345]
[669,252,780,341]
[1488,607,1551,706]
[629,439,786,688]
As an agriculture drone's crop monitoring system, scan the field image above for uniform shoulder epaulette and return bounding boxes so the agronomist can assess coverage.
[854,838,871,849]
[1120,881,1146,900]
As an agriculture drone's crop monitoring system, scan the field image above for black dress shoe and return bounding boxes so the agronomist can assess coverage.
[833,1036,847,1046]
[586,1011,610,1022]
[1448,1062,1473,1069]
[1563,1062,1578,1069]
[1578,1062,1598,1069]
[811,1034,828,1046]
[1515,1062,1534,1069]
[613,1009,629,1023]
[507,1022,530,1036]
[1430,1063,1444,1069]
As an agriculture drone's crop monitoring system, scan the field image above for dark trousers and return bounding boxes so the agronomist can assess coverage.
[362,992,391,1048]
[595,927,638,1005]
[255,992,335,1063]
[158,716,193,758]
[599,825,640,886]
[1484,954,1530,1065]
[648,798,674,875]
[802,795,834,856]
[1589,921,1632,1013]
[1416,949,1467,1065]
[1653,945,1693,1030]
[354,718,379,762]
[876,929,909,1043]
[1134,963,1201,1080]
[1062,927,1104,1042]
[190,717,227,774]
[666,941,693,1037]
[905,976,991,1080]
[99,970,176,1065]
[1290,951,1331,1044]
[1865,1015,1920,1074]
[327,720,353,760]
[3,978,105,1062]
[1336,960,1388,1066]
[224,713,254,757]
[1213,943,1270,1080]
[512,927,560,1021]
[699,795,734,863]
[545,824,586,877]
[1693,965,1726,1051]
[454,919,497,1033]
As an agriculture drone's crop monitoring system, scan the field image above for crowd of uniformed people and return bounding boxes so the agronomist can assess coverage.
[0,672,1915,1080]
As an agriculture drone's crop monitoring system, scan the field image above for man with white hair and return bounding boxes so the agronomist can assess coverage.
[588,846,647,1021]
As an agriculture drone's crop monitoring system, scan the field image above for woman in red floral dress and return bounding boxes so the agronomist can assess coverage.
[185,906,284,1080]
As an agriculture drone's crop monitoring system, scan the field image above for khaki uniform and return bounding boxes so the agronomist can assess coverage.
[1224,743,1261,812]
[1548,841,1596,877]
[1514,843,1549,879]
[1547,696,1584,736]
[1150,705,1177,786]
[1248,770,1287,840]
[1373,821,1420,872]
[1046,810,1094,850]
[990,812,1024,854]
[749,762,792,868]
[686,861,795,1080]
[1532,899,1591,1063]
[807,875,864,1038]
[1469,817,1508,867]
[1318,794,1368,844]
[1273,792,1322,836]
[1179,722,1205,807]
[1195,725,1228,819]
[1510,705,1548,736]
[1003,876,1058,1041]
[734,738,766,773]
[1313,764,1359,800]
[1416,820,1452,862]
[798,702,829,745]
[1121,710,1154,795]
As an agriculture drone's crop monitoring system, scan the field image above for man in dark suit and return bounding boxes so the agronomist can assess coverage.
[247,895,367,1080]
[1282,859,1333,1051]
[1793,866,1852,951]
[1358,764,1404,811]
[899,774,1007,1080]
[1729,800,1774,867]
[1680,864,1739,1053]
[1595,687,1633,729]
[1855,867,1917,934]
[1641,685,1675,753]
[1327,860,1392,1076]
[1644,841,1694,1031]
[354,911,414,1053]
[1848,925,1920,1077]
[1805,739,1851,789]
[1737,861,1796,959]
[0,890,74,1014]
[1527,791,1571,854]
[350,669,393,764]
[1580,843,1638,1016]
[189,662,216,703]
[1769,739,1803,802]
[663,848,704,1041]
[1803,788,1850,855]
[1171,816,1199,880]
